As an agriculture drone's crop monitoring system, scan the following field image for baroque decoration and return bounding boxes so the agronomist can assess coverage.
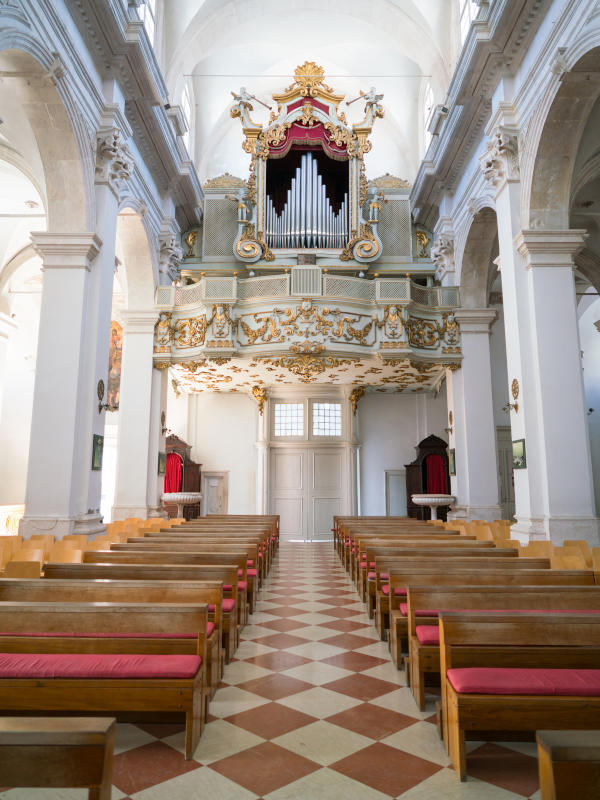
[95,128,134,197]
[229,62,385,264]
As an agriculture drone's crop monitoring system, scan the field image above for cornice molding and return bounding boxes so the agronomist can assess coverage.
[31,232,102,269]
[515,229,588,268]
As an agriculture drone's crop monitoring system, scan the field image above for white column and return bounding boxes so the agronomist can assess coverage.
[515,231,598,544]
[147,366,168,517]
[447,309,501,521]
[0,312,17,425]
[112,310,158,520]
[346,387,360,515]
[20,233,102,538]
[255,395,270,514]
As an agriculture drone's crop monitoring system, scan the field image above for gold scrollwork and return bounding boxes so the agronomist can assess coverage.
[405,317,440,349]
[350,385,366,415]
[340,224,379,262]
[173,315,208,348]
[252,385,267,414]
[258,354,358,383]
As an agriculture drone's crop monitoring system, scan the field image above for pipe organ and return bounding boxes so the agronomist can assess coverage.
[265,153,349,250]
[229,62,385,264]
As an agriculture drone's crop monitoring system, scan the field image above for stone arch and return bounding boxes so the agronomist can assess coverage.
[115,206,159,310]
[0,40,93,233]
[525,45,600,229]
[458,207,499,308]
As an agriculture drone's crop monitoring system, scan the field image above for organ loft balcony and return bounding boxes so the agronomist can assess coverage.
[154,64,461,394]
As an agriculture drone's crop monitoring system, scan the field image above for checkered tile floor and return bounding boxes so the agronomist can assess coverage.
[1,542,543,799]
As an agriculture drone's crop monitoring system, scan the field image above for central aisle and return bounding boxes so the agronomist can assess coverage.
[105,542,542,799]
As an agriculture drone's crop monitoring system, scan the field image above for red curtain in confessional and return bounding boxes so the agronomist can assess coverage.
[425,454,446,494]
[164,453,182,492]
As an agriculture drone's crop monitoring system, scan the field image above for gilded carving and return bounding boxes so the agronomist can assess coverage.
[340,223,380,262]
[251,385,268,414]
[415,230,430,258]
[154,311,172,353]
[174,314,208,348]
[369,173,411,190]
[350,386,365,415]
[378,306,403,339]
[258,354,358,383]
[203,173,247,189]
[184,230,198,258]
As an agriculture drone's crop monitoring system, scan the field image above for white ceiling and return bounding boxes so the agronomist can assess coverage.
[161,0,457,184]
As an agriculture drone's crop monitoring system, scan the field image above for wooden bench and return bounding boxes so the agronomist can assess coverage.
[388,568,597,670]
[0,576,223,703]
[537,730,600,799]
[0,716,115,800]
[439,612,600,780]
[405,585,600,710]
[111,542,258,617]
[371,550,535,634]
[0,602,208,759]
[44,562,239,663]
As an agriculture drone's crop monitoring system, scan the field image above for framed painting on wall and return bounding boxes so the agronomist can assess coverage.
[91,434,104,471]
[512,438,526,470]
[158,452,166,475]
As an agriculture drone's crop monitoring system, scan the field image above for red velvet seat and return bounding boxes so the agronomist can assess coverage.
[237,580,247,590]
[447,667,600,696]
[416,625,439,645]
[247,568,258,577]
[206,622,215,638]
[0,631,198,640]
[381,585,406,597]
[208,598,235,613]
[0,652,202,679]
[247,560,254,567]
[400,603,440,617]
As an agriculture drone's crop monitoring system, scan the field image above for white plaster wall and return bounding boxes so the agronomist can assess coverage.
[580,299,600,513]
[0,339,35,505]
[188,392,258,514]
[489,306,510,428]
[166,379,190,442]
[359,388,448,516]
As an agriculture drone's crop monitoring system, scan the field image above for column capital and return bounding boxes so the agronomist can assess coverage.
[479,126,519,191]
[31,232,102,270]
[120,309,158,334]
[453,307,497,334]
[516,229,588,269]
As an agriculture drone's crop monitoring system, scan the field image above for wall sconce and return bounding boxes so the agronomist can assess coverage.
[445,410,454,435]
[502,378,520,413]
[161,410,169,436]
[97,379,118,414]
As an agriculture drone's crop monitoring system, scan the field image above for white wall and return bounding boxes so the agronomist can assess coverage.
[579,299,600,513]
[166,379,189,441]
[359,387,448,516]
[188,392,258,514]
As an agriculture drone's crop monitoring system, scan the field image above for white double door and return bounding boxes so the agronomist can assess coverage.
[270,445,348,540]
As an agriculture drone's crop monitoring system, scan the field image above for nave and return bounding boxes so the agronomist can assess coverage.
[10,540,544,800]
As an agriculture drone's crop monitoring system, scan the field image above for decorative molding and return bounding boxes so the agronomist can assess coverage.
[368,173,411,190]
[251,385,267,414]
[479,126,520,189]
[349,385,365,415]
[95,128,134,199]
[431,234,455,281]
[515,229,588,268]
[31,232,102,270]
[203,173,247,190]
[159,233,183,281]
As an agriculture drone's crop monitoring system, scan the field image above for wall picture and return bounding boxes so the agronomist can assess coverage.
[158,451,166,475]
[91,434,104,471]
[107,320,122,409]
[448,448,456,476]
[512,438,526,470]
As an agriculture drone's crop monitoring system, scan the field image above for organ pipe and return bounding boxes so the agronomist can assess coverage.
[265,152,348,249]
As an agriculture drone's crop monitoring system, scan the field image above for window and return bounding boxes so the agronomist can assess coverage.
[274,403,303,437]
[140,0,156,45]
[423,82,434,151]
[459,0,479,44]
[181,83,192,153]
[312,402,342,437]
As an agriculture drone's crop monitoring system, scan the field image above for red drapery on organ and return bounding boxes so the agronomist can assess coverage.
[425,453,447,494]
[164,453,182,493]
[268,122,348,161]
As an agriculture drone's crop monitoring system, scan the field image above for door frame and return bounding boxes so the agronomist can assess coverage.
[201,470,229,517]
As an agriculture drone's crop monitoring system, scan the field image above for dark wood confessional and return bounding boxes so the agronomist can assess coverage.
[164,435,202,520]
[405,435,450,520]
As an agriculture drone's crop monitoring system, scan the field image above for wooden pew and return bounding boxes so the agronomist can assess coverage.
[113,541,259,616]
[0,717,115,800]
[83,550,247,639]
[0,577,223,703]
[537,730,600,799]
[405,585,600,710]
[439,612,600,780]
[44,562,239,663]
[388,568,597,669]
[0,602,207,759]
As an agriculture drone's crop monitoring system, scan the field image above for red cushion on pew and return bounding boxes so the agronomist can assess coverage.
[247,568,258,577]
[370,562,375,568]
[247,560,254,567]
[259,553,264,559]
[223,584,233,592]
[380,572,389,580]
[447,667,600,696]
[237,569,244,577]
[0,652,202,679]
[381,585,406,596]
[403,606,600,618]
[206,622,215,638]
[208,598,236,614]
[238,581,247,590]
[415,625,440,645]
[367,572,376,580]
[400,603,441,617]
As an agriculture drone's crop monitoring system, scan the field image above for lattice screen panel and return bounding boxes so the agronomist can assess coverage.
[379,196,411,261]
[202,197,238,260]
[237,275,289,300]
[324,275,375,301]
